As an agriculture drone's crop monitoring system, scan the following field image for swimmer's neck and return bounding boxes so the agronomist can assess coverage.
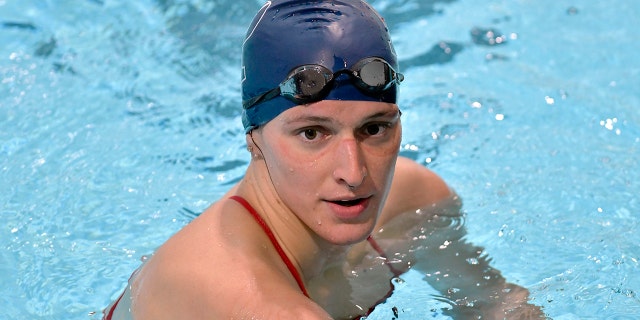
[236,160,352,279]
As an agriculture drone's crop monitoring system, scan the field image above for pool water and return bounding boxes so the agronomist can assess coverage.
[1,0,638,319]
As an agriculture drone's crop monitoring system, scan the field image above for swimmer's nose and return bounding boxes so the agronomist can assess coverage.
[332,139,367,189]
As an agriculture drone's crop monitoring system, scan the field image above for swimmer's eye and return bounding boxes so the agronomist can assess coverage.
[303,129,318,140]
[362,123,392,136]
[297,128,325,141]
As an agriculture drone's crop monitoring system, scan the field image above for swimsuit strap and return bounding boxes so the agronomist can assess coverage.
[366,235,404,277]
[102,269,139,320]
[102,293,122,320]
[229,195,310,298]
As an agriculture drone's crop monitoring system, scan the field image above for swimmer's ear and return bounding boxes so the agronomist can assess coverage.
[246,132,264,160]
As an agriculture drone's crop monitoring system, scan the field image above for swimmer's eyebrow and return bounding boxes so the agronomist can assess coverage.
[285,110,401,125]
[285,115,334,125]
[363,110,401,121]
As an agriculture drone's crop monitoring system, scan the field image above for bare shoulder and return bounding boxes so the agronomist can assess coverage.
[378,156,454,225]
[127,199,330,319]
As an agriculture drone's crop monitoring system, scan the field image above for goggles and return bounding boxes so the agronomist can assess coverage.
[243,57,404,109]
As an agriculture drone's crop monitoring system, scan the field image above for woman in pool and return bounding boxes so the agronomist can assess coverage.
[105,0,543,319]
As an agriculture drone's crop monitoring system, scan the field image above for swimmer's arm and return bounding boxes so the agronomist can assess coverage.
[410,233,545,318]
[377,209,545,318]
[377,157,545,318]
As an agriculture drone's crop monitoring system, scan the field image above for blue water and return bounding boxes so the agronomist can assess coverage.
[1,0,638,319]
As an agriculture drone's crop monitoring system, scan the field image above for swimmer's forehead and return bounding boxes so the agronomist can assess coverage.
[274,101,401,126]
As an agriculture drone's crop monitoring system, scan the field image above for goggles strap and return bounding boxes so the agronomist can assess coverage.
[243,57,402,109]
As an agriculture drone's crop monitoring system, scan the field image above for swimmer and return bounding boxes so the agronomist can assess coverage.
[104,0,544,319]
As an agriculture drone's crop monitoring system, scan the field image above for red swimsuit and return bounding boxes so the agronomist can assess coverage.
[229,195,310,297]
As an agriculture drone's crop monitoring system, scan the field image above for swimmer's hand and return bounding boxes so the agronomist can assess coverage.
[440,282,546,319]
[488,285,547,319]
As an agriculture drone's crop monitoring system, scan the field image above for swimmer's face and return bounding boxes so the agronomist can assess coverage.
[252,100,402,245]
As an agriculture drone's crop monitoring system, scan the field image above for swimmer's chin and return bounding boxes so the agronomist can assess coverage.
[323,232,373,247]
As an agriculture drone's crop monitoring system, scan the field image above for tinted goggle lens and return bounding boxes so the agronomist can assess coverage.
[281,66,333,103]
[356,59,390,88]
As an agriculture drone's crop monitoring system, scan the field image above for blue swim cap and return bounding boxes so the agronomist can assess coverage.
[241,0,399,132]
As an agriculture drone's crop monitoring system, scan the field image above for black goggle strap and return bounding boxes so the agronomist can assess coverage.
[243,58,403,109]
[243,86,281,109]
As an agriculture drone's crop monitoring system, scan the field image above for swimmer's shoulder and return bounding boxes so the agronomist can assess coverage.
[379,156,455,225]
[354,157,460,267]
[125,199,249,318]
[127,196,329,319]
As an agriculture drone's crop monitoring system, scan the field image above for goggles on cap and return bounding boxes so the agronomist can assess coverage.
[243,57,404,109]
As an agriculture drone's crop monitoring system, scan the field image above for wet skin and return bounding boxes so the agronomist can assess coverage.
[111,100,543,320]
[249,100,403,246]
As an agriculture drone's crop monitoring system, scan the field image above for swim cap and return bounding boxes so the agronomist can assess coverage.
[241,0,399,132]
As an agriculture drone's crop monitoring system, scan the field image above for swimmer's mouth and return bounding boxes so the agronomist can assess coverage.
[327,197,369,207]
